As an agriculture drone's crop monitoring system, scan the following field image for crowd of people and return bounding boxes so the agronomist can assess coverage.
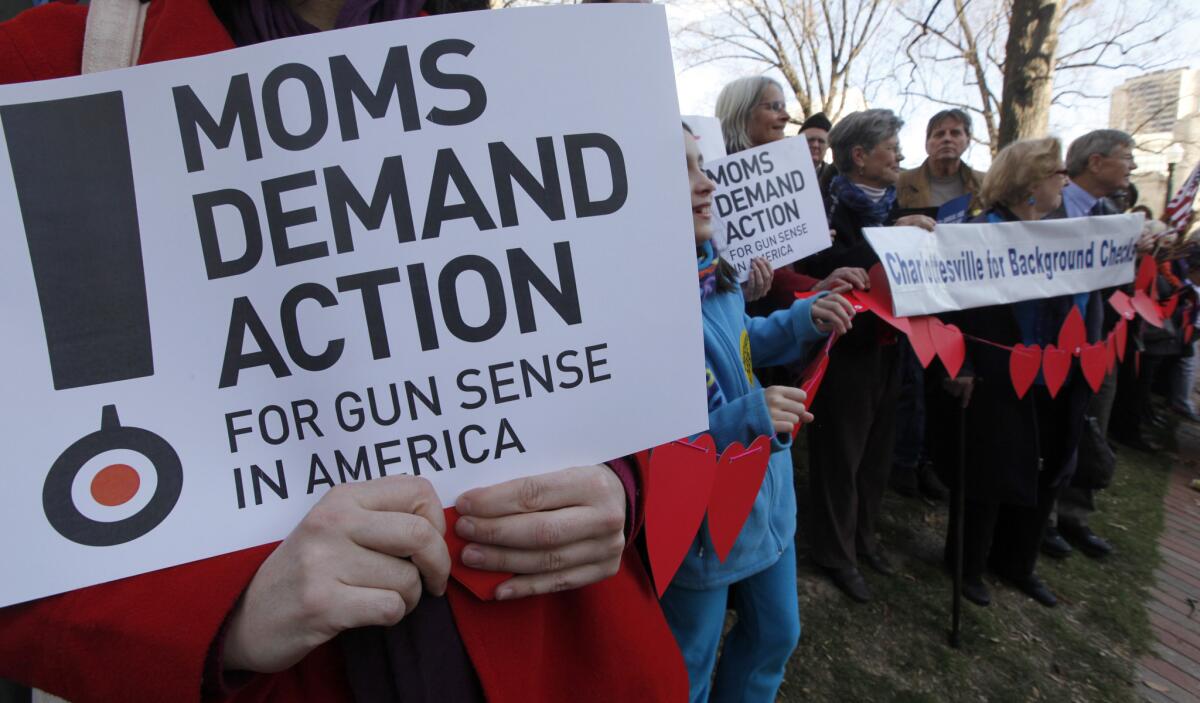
[1,1,1199,703]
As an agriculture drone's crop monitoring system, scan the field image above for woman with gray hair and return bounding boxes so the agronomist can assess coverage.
[799,109,934,603]
[712,76,791,302]
[714,77,871,311]
[715,76,790,154]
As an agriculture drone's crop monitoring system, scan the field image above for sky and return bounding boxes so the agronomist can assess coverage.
[663,0,1200,171]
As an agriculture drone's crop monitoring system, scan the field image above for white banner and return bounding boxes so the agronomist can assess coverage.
[864,214,1142,316]
[681,114,726,165]
[704,137,830,281]
[0,5,707,606]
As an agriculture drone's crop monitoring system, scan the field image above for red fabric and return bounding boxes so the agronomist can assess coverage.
[449,550,688,703]
[0,544,353,702]
[766,267,820,308]
[0,3,686,702]
[1159,261,1183,290]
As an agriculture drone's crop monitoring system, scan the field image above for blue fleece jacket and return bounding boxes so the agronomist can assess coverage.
[671,284,828,590]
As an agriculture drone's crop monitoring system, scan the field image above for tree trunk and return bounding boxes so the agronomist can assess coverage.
[997,0,1062,148]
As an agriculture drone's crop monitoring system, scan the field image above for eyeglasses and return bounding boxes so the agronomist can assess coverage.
[806,136,828,146]
[757,100,787,113]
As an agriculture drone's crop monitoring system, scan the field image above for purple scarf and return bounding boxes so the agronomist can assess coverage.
[225,0,426,46]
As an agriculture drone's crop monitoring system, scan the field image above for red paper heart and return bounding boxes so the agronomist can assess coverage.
[1057,306,1086,356]
[1079,343,1108,393]
[1108,290,1136,321]
[1042,344,1072,399]
[861,264,912,335]
[644,435,717,596]
[444,508,512,601]
[1134,255,1156,292]
[906,316,939,368]
[929,320,966,378]
[707,435,771,562]
[1114,318,1128,362]
[1132,290,1165,328]
[1009,344,1042,400]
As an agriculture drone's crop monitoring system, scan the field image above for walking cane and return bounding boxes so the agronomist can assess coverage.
[949,401,966,649]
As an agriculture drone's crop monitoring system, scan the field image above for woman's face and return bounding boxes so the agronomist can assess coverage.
[746,84,789,147]
[685,129,717,245]
[1029,163,1068,215]
[852,135,903,188]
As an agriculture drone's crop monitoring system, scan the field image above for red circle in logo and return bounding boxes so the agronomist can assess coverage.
[90,463,140,507]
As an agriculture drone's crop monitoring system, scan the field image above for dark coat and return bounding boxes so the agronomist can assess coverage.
[799,194,897,352]
[928,207,1099,507]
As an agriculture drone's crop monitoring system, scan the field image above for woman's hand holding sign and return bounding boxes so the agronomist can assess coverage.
[222,476,450,674]
[894,214,936,231]
[812,266,869,294]
[741,256,773,302]
[454,465,627,600]
[222,465,628,673]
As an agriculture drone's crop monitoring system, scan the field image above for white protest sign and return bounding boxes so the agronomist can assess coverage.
[864,214,1142,316]
[0,5,707,607]
[704,137,829,281]
[682,114,726,165]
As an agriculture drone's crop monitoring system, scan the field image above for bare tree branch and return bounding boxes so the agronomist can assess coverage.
[673,0,895,121]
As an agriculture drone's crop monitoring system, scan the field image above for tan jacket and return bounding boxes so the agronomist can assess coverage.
[897,159,985,211]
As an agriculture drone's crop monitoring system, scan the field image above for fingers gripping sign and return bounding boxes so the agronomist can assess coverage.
[741,256,773,302]
[222,476,450,674]
[813,266,869,294]
[453,465,628,600]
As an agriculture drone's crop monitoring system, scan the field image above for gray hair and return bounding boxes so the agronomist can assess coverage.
[715,76,782,154]
[828,109,904,174]
[926,109,972,139]
[1066,129,1134,177]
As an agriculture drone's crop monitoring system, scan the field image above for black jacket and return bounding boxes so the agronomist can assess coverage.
[928,207,1097,506]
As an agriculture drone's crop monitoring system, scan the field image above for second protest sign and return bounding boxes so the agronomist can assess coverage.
[705,136,829,280]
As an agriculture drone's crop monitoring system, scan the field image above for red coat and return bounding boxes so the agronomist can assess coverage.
[0,2,688,701]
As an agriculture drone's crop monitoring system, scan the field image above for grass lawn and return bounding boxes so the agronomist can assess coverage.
[779,425,1176,702]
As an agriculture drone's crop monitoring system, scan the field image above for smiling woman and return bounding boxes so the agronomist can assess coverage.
[715,76,789,155]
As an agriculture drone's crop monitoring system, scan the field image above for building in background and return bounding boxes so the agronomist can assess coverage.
[1110,68,1200,217]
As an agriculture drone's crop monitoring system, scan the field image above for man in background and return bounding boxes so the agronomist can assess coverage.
[890,110,985,501]
[897,108,985,214]
[1044,129,1137,562]
[800,112,835,198]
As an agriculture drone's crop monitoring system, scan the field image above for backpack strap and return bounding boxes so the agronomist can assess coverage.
[82,0,150,73]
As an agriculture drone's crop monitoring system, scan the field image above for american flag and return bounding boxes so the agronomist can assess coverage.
[1164,161,1200,236]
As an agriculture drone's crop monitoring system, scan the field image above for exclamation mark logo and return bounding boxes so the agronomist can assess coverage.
[2,91,153,388]
[2,92,182,546]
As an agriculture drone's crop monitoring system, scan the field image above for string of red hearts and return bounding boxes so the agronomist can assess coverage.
[631,255,1192,596]
[840,256,1192,402]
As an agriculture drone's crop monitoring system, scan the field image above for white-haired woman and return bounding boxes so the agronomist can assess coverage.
[799,109,934,604]
[713,78,870,327]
